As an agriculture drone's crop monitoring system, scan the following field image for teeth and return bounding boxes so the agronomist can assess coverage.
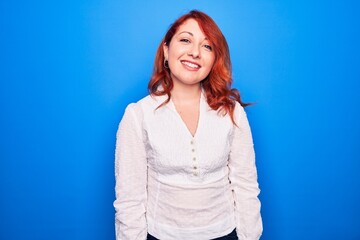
[182,61,200,69]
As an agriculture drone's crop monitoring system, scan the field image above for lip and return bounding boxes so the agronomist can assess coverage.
[180,60,201,70]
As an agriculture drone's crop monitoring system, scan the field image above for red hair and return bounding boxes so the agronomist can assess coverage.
[148,10,250,124]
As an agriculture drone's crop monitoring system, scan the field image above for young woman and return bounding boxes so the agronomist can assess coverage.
[114,10,263,240]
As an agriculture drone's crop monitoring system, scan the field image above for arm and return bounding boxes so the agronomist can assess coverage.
[114,104,147,240]
[228,103,263,240]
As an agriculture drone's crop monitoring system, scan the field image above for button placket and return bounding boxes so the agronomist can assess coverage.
[190,138,199,177]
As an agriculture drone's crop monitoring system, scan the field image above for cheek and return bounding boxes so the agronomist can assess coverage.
[168,44,187,58]
[205,55,215,70]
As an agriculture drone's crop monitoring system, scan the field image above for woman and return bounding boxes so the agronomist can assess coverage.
[114,10,263,240]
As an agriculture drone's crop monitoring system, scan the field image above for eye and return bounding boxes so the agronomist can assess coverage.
[203,44,212,51]
[180,38,190,43]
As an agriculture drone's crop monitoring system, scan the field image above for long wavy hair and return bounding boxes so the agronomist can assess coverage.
[148,10,250,124]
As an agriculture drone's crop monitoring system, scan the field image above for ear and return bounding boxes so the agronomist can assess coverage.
[163,42,169,59]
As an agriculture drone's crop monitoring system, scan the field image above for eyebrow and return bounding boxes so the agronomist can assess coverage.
[178,31,193,36]
[178,31,208,40]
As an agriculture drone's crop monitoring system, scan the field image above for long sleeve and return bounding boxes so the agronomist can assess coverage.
[114,104,147,240]
[228,103,263,240]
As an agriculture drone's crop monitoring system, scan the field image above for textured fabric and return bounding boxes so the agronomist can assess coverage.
[114,92,262,240]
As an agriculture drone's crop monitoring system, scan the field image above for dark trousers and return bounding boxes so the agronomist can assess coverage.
[147,228,237,240]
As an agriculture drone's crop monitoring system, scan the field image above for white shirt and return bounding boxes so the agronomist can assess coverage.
[114,92,262,240]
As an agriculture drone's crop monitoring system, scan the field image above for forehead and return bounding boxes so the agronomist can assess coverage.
[176,18,207,38]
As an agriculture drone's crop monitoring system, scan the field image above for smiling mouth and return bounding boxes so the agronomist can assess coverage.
[181,60,201,69]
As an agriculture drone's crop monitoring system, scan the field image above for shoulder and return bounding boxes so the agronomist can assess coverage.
[122,95,148,120]
[233,101,249,125]
[123,94,168,118]
[119,95,152,132]
[234,101,245,114]
[136,94,166,109]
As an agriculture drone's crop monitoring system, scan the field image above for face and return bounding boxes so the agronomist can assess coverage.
[163,19,215,88]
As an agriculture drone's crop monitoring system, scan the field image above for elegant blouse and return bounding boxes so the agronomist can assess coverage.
[114,92,262,240]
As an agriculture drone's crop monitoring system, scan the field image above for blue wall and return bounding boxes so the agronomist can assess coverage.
[1,1,359,239]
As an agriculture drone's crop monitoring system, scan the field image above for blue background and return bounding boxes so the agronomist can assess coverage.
[1,0,359,239]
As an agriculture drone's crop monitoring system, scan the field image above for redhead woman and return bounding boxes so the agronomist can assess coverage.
[114,10,263,240]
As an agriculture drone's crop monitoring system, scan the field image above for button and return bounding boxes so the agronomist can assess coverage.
[192,157,196,161]
[193,166,197,170]
[192,149,195,152]
[190,140,194,144]
[193,172,198,176]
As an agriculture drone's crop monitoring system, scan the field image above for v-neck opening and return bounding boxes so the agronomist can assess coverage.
[169,93,203,139]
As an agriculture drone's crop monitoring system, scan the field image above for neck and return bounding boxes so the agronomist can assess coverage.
[171,82,202,104]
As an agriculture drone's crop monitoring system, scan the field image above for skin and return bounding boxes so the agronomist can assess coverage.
[163,18,215,92]
[163,18,215,137]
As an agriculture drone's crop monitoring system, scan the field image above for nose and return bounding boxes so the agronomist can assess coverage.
[188,44,200,59]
